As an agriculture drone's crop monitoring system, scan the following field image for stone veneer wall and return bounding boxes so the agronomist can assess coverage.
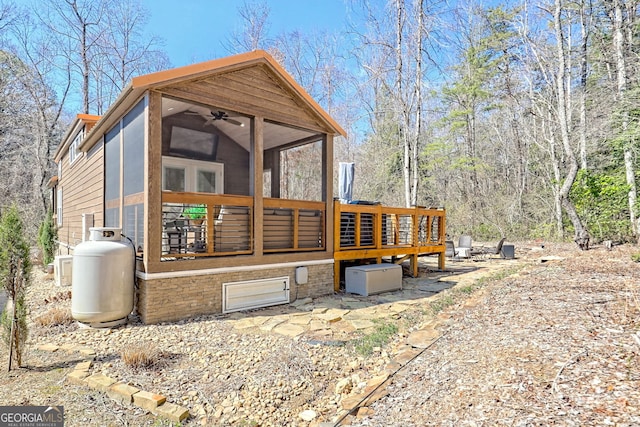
[137,263,333,324]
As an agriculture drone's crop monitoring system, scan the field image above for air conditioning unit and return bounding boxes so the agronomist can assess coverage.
[345,263,402,296]
[54,255,73,286]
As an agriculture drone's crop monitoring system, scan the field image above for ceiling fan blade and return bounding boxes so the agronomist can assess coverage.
[225,117,244,127]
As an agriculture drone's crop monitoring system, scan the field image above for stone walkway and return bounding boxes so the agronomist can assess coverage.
[228,258,509,341]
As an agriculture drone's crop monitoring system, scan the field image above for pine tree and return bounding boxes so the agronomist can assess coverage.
[0,205,31,369]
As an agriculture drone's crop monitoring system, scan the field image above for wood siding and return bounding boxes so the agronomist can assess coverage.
[159,66,327,133]
[58,143,104,251]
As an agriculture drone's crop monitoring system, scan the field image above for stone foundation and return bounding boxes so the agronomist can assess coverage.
[137,262,333,324]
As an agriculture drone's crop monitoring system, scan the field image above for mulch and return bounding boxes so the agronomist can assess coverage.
[350,243,640,426]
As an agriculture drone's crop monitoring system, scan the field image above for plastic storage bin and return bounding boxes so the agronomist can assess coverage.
[345,263,402,296]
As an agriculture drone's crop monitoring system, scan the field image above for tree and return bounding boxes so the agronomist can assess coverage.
[39,0,105,114]
[0,0,169,236]
[38,209,58,266]
[553,0,590,249]
[610,0,639,241]
[0,205,31,370]
[225,0,272,53]
[3,8,70,232]
[95,0,170,114]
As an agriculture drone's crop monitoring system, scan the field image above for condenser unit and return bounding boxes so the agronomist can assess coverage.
[54,255,73,286]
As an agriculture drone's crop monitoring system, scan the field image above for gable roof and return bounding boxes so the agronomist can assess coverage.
[79,50,345,152]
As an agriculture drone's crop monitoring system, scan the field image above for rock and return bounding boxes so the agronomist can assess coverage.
[406,328,439,348]
[273,323,305,337]
[350,319,375,330]
[291,297,312,307]
[335,377,353,395]
[299,409,317,421]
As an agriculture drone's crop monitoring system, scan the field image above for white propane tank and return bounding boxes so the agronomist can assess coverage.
[71,227,135,327]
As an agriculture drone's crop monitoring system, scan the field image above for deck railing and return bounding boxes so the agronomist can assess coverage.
[161,192,254,259]
[263,198,325,253]
[161,192,325,260]
[160,193,445,274]
[334,202,446,252]
[333,202,446,288]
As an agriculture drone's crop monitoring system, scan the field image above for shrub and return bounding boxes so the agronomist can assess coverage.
[38,210,58,266]
[571,170,632,242]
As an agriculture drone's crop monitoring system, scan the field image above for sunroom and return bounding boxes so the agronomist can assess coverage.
[63,51,343,323]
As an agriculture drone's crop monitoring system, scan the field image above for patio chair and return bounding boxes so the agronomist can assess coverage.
[445,240,462,261]
[457,235,476,259]
[481,237,507,258]
[165,219,186,253]
[458,235,472,250]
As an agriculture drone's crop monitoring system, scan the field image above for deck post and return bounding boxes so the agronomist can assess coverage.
[333,200,341,292]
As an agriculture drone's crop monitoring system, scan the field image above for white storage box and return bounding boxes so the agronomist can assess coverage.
[345,263,402,296]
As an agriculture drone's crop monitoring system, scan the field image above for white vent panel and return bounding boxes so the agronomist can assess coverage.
[223,276,290,313]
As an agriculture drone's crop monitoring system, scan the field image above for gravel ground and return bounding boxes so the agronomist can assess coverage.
[0,242,637,426]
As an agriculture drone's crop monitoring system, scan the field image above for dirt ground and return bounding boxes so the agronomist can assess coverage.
[0,242,638,426]
[350,242,640,426]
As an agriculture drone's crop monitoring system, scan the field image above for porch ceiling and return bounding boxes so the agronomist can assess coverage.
[162,98,319,151]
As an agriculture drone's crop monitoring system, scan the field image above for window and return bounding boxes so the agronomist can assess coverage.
[69,129,84,165]
[104,124,121,227]
[123,100,145,196]
[162,156,224,193]
[56,187,63,227]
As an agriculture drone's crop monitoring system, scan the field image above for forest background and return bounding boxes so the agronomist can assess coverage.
[0,0,638,248]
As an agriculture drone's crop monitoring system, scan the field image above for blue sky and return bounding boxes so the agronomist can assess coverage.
[142,0,352,67]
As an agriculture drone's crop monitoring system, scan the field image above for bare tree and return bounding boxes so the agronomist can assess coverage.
[38,0,105,114]
[578,0,592,170]
[1,9,68,231]
[610,0,638,240]
[553,0,590,248]
[225,0,272,53]
[96,0,170,113]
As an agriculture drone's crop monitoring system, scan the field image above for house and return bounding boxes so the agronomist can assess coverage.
[52,50,446,324]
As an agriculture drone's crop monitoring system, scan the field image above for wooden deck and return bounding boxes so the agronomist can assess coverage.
[160,192,446,291]
[333,202,446,291]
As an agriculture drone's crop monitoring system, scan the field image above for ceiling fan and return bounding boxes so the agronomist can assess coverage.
[186,110,244,127]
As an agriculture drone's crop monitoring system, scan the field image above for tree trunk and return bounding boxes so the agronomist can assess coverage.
[7,297,14,371]
[613,0,638,239]
[411,0,423,207]
[395,0,411,208]
[554,0,589,249]
[579,0,589,170]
